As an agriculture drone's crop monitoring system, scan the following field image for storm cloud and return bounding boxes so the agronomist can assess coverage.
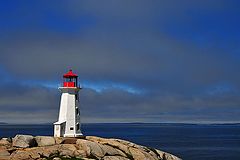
[0,0,240,123]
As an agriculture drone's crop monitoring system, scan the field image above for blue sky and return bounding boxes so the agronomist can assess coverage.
[0,0,240,124]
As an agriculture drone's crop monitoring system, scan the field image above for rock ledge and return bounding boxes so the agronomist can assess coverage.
[0,135,181,160]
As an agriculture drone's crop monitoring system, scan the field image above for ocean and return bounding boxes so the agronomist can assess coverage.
[0,123,239,160]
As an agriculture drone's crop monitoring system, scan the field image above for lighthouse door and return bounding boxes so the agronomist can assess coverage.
[60,123,66,137]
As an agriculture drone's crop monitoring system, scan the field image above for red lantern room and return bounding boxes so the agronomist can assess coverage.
[63,69,78,87]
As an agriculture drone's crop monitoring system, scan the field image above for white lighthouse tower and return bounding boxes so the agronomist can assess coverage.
[54,69,82,137]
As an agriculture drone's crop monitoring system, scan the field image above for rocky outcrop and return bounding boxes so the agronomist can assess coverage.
[35,136,56,147]
[0,135,181,160]
[12,135,36,148]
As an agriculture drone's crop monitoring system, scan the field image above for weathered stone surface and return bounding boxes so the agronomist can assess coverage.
[12,135,36,148]
[8,135,181,160]
[163,153,181,160]
[6,147,17,155]
[0,146,7,151]
[0,139,11,148]
[74,149,87,158]
[10,145,58,160]
[54,137,64,144]
[156,149,181,160]
[0,156,10,160]
[35,136,56,147]
[86,136,131,155]
[147,150,160,160]
[1,138,11,143]
[101,144,127,157]
[129,147,148,160]
[76,139,105,158]
[76,139,91,156]
[59,144,77,156]
[40,145,60,157]
[11,145,57,159]
[0,149,10,157]
[24,148,42,159]
[103,155,130,160]
[11,144,78,159]
[10,150,32,160]
[112,139,142,149]
[155,149,165,159]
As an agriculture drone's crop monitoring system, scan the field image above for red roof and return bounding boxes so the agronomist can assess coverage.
[63,69,78,78]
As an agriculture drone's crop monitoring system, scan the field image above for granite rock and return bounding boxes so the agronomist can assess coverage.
[5,135,181,160]
[35,136,56,147]
[12,135,36,148]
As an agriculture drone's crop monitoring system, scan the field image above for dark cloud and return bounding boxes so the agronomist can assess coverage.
[1,82,239,124]
[0,1,240,123]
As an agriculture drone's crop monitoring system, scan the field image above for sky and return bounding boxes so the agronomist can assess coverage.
[0,0,240,124]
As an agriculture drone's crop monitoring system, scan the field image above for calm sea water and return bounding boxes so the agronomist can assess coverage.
[0,123,240,160]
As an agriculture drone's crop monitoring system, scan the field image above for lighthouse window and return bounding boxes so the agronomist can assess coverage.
[77,124,80,130]
[70,127,74,130]
[75,94,78,100]
[76,108,79,115]
[66,78,73,82]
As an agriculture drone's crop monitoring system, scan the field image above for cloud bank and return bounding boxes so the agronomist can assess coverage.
[0,0,240,123]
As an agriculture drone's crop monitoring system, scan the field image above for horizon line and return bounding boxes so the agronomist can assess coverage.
[1,122,240,125]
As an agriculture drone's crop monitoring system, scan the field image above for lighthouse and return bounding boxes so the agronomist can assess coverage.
[54,69,82,137]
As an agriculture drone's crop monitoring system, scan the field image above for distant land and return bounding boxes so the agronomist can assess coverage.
[1,122,240,125]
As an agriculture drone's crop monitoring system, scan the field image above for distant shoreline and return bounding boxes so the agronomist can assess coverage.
[1,122,240,125]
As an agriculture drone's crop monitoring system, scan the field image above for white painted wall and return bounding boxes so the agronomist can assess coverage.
[54,87,82,137]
